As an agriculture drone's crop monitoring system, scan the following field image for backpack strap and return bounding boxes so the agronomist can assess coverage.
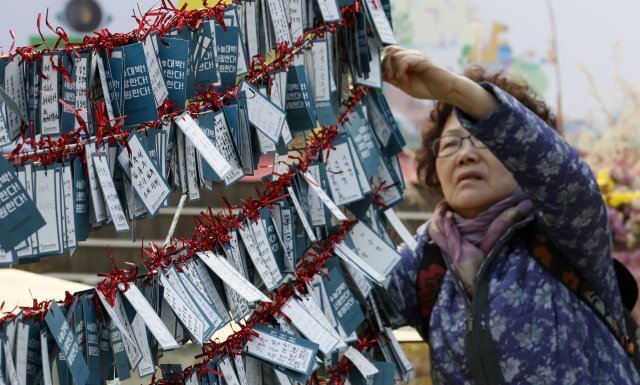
[527,220,640,370]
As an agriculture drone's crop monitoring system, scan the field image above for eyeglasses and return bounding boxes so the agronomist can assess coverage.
[431,134,487,158]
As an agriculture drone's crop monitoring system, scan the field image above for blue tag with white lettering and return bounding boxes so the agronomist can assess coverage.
[45,301,89,385]
[323,266,365,335]
[0,156,45,251]
[122,43,159,127]
[158,37,189,109]
[285,66,316,131]
[214,25,240,89]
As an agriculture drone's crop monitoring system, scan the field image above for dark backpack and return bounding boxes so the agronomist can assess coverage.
[416,220,640,372]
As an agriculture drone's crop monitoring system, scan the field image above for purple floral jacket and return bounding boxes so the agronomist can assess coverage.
[390,84,640,384]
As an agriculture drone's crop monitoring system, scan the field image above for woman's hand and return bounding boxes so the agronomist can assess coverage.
[381,46,459,102]
[382,45,499,120]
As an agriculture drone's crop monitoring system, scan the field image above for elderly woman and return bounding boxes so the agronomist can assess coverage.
[382,46,639,384]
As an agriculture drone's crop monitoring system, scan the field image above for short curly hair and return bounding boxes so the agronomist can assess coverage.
[415,66,558,195]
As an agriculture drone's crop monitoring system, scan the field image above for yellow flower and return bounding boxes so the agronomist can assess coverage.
[608,191,640,207]
[597,168,615,194]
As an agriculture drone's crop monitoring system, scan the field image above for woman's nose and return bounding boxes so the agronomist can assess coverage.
[456,139,479,164]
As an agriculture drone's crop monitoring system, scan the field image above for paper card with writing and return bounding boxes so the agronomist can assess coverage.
[44,301,89,385]
[119,284,178,350]
[280,297,342,355]
[334,243,386,285]
[97,320,114,382]
[183,259,231,324]
[173,267,226,339]
[71,298,85,384]
[197,250,271,303]
[72,156,91,242]
[286,185,316,243]
[93,155,129,232]
[266,0,292,45]
[158,271,207,345]
[195,110,220,183]
[285,66,316,131]
[213,110,244,186]
[40,330,54,385]
[0,156,44,250]
[221,232,252,321]
[184,136,200,201]
[175,112,232,180]
[296,291,346,348]
[317,0,341,22]
[61,164,77,249]
[34,166,64,255]
[14,164,37,258]
[95,55,117,123]
[301,166,347,222]
[238,218,283,291]
[323,266,365,335]
[344,139,372,196]
[73,54,92,134]
[272,201,295,272]
[288,0,304,41]
[104,319,131,381]
[345,221,401,277]
[239,81,285,143]
[309,42,337,127]
[245,324,318,379]
[354,39,382,88]
[158,37,189,109]
[260,207,287,272]
[79,295,100,385]
[342,108,381,180]
[344,347,378,382]
[214,24,240,89]
[104,50,124,119]
[244,355,263,385]
[3,331,21,385]
[365,93,405,156]
[219,358,241,385]
[2,57,28,139]
[223,6,249,76]
[0,105,10,147]
[383,208,416,250]
[27,61,41,135]
[243,1,259,60]
[362,0,397,45]
[372,158,403,208]
[142,35,169,107]
[95,290,142,370]
[236,95,256,175]
[322,139,365,206]
[15,318,41,385]
[39,54,61,136]
[122,43,159,127]
[382,326,413,375]
[129,314,154,377]
[126,133,171,216]
[84,141,108,223]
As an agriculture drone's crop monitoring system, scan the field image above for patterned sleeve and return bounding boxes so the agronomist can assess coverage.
[389,222,431,329]
[454,83,623,322]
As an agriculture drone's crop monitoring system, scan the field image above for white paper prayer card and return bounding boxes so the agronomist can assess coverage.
[234,355,250,385]
[159,272,206,345]
[301,169,348,221]
[175,112,232,179]
[344,346,379,380]
[280,297,342,355]
[239,81,286,143]
[130,315,155,377]
[347,138,373,194]
[311,40,331,104]
[127,133,171,216]
[95,290,143,369]
[40,330,53,385]
[96,55,116,122]
[266,0,293,45]
[296,293,346,348]
[322,141,364,206]
[197,250,272,303]
[219,358,242,385]
[4,56,27,139]
[4,337,19,385]
[344,261,373,299]
[119,284,179,350]
[184,137,201,201]
[61,165,77,248]
[93,155,130,232]
[286,186,317,242]
[244,1,259,59]
[142,35,169,107]
[223,230,252,319]
[317,0,341,22]
[383,326,413,374]
[334,243,386,285]
[40,54,60,136]
[15,321,28,385]
[363,0,397,45]
[238,220,283,291]
[347,221,401,277]
[73,56,89,131]
[35,167,63,255]
[244,325,318,374]
[303,166,327,227]
[185,259,231,324]
[213,111,244,186]
[383,208,417,250]
[354,38,382,89]
[174,268,225,339]
[373,159,403,207]
[84,141,108,223]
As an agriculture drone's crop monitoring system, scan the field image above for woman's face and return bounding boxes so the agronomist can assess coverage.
[435,114,519,218]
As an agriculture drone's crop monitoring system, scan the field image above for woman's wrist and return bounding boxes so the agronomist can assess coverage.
[447,75,499,121]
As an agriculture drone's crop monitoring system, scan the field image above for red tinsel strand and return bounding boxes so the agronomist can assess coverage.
[96,248,139,307]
